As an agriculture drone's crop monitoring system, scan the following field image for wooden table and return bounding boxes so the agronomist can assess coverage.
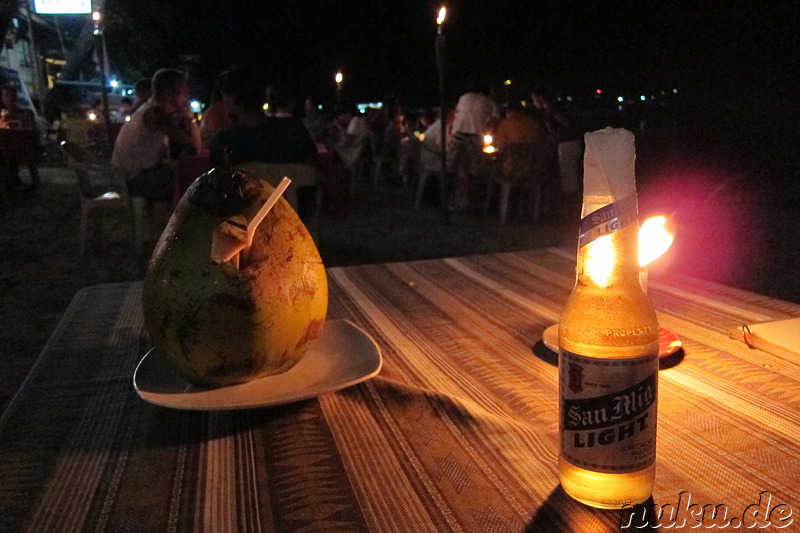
[1,249,798,532]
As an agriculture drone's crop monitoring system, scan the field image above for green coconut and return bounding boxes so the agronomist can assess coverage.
[142,167,328,387]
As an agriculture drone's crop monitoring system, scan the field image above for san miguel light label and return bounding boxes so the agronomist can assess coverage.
[560,350,658,473]
[578,194,638,248]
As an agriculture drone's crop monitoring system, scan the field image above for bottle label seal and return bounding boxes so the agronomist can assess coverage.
[560,349,658,473]
[579,194,638,248]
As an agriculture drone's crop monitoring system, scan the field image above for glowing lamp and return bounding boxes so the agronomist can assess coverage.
[436,7,446,25]
[482,134,495,154]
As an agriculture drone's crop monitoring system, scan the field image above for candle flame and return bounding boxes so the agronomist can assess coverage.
[584,215,675,287]
[335,72,343,84]
[482,134,495,153]
[639,215,675,267]
[437,7,447,25]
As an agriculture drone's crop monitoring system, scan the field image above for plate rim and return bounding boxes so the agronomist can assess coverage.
[133,319,382,410]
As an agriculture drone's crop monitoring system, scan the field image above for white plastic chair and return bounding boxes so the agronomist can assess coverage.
[60,141,133,254]
[484,142,551,225]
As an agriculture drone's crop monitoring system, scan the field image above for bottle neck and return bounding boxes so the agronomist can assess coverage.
[576,213,641,289]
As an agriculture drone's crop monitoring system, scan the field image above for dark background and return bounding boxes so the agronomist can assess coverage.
[89,1,796,111]
[48,1,800,301]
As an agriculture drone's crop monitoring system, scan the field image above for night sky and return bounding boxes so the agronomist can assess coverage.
[94,1,796,108]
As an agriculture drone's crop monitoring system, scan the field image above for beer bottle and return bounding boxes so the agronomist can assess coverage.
[558,127,659,509]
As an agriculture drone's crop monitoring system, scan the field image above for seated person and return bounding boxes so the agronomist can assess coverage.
[0,85,36,129]
[118,96,135,121]
[0,85,40,191]
[420,107,456,174]
[382,106,410,184]
[210,68,319,221]
[327,102,368,170]
[200,70,234,152]
[302,95,327,143]
[130,77,153,114]
[210,68,316,166]
[111,69,201,202]
[493,101,550,179]
[531,87,576,146]
[494,101,544,151]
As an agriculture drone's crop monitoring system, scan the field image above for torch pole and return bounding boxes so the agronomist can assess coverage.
[99,36,113,149]
[93,11,113,153]
[435,26,450,223]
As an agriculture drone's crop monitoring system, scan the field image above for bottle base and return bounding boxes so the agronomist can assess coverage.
[559,458,653,509]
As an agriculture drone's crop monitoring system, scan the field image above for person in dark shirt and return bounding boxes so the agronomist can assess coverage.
[129,77,153,114]
[0,85,39,191]
[210,66,316,166]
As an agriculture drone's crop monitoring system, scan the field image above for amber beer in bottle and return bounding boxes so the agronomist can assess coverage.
[558,127,659,509]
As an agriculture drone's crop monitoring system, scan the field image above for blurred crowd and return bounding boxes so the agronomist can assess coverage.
[2,62,584,224]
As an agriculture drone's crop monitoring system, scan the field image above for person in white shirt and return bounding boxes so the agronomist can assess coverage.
[111,69,201,202]
[451,86,499,139]
[329,103,368,169]
[420,107,456,175]
[449,83,500,211]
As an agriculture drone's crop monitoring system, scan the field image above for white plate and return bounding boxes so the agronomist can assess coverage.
[133,319,382,410]
[542,324,560,353]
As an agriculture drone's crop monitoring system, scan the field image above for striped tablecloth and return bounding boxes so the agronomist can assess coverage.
[2,249,799,532]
